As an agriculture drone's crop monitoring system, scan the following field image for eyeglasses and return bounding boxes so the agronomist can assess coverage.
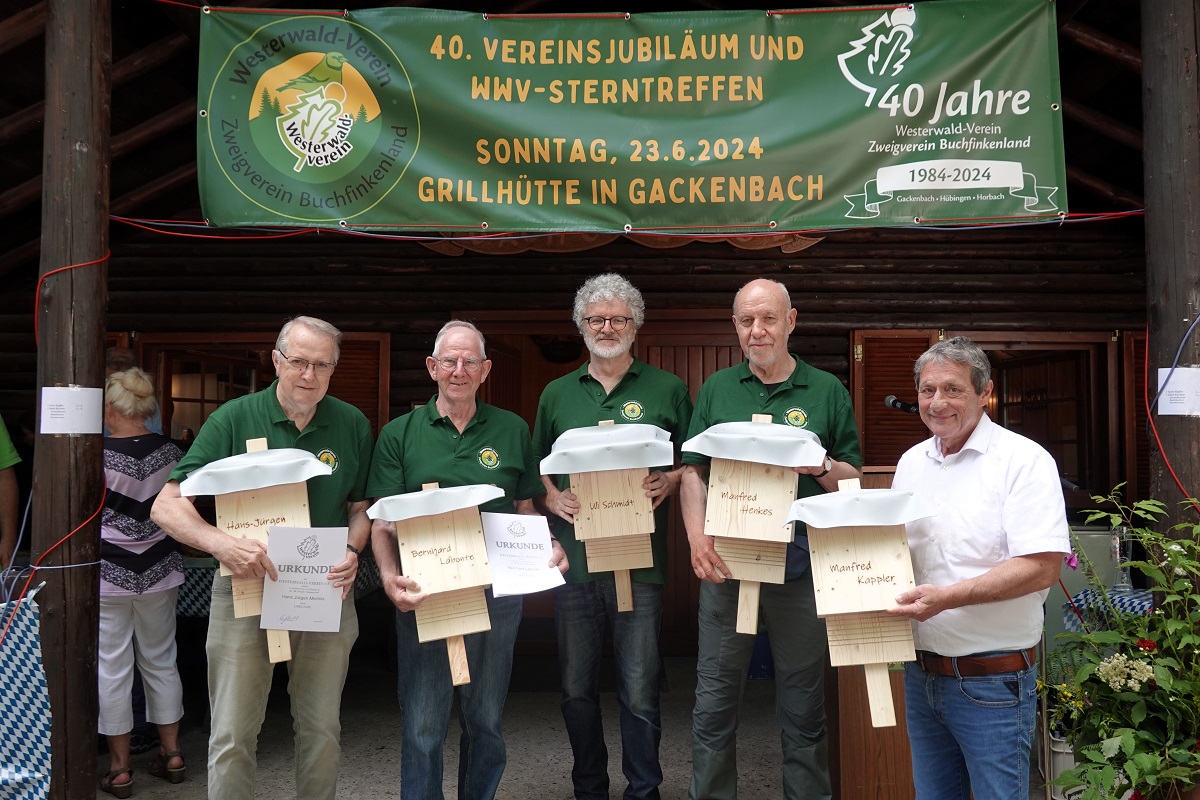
[583,315,632,331]
[433,356,485,373]
[277,350,336,376]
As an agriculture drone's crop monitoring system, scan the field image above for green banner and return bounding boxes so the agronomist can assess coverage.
[197,1,1066,233]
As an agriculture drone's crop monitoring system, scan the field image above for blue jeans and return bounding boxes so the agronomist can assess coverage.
[904,655,1038,800]
[690,572,830,800]
[555,580,664,800]
[395,590,522,800]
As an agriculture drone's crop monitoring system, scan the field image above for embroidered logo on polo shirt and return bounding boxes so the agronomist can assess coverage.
[621,401,645,421]
[317,449,339,473]
[478,447,501,470]
[784,407,810,428]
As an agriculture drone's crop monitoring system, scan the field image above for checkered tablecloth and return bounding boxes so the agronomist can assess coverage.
[177,558,217,618]
[0,588,52,800]
[1061,588,1153,633]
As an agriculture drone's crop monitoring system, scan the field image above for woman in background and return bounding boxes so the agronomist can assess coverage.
[99,368,187,797]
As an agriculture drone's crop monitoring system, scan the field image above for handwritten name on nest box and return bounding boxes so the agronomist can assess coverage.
[396,505,492,594]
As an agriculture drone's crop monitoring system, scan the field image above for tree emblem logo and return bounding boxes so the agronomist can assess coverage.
[260,52,361,173]
[507,520,527,538]
[478,447,501,470]
[837,7,917,106]
[317,449,339,473]
[784,407,809,428]
[200,15,419,225]
[297,534,320,559]
[621,401,645,421]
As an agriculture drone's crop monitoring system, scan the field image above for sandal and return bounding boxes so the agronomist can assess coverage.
[148,749,186,784]
[99,766,133,798]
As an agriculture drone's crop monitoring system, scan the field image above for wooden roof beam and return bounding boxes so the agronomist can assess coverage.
[0,159,198,279]
[0,100,195,219]
[1062,98,1143,151]
[0,2,45,56]
[0,31,188,146]
[1061,19,1142,73]
[110,162,197,216]
[1066,163,1144,209]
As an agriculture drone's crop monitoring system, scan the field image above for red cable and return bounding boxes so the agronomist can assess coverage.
[1143,328,1200,512]
[113,217,319,240]
[33,250,111,346]
[0,487,107,650]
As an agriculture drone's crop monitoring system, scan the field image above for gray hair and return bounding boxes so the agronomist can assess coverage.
[105,367,158,421]
[572,273,646,332]
[432,320,487,359]
[914,336,992,394]
[733,278,791,311]
[277,316,342,363]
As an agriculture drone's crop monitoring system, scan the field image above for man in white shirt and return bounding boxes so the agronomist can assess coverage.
[889,336,1070,800]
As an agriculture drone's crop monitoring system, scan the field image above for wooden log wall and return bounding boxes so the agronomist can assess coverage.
[0,222,1146,427]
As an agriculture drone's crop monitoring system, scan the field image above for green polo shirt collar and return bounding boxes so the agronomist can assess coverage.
[263,380,339,433]
[420,394,490,435]
[736,355,810,392]
[571,357,645,396]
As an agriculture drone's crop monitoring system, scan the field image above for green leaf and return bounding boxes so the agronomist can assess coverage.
[1130,700,1147,725]
[1100,736,1124,758]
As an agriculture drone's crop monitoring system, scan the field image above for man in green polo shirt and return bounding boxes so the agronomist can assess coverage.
[680,279,862,800]
[533,273,692,800]
[152,316,373,800]
[367,319,566,800]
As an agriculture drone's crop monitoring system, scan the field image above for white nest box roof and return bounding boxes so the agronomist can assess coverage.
[367,484,506,522]
[178,448,332,497]
[787,488,938,528]
[540,424,674,475]
[681,421,826,468]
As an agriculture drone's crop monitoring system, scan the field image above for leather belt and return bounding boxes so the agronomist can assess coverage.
[915,647,1036,677]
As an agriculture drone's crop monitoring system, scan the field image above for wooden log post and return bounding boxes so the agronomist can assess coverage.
[1142,1,1200,528]
[34,0,109,797]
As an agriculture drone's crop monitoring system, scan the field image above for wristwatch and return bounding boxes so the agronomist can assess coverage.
[815,456,832,478]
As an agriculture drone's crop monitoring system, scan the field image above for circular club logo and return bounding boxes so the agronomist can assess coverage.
[317,448,339,472]
[621,401,645,421]
[478,447,501,470]
[784,407,809,428]
[203,17,418,223]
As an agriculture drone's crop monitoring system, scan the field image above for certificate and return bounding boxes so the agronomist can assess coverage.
[261,526,348,632]
[480,513,565,598]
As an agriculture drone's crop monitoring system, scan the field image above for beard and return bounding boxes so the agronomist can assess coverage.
[586,332,633,360]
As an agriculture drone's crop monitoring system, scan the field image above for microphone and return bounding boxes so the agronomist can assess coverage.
[884,395,919,414]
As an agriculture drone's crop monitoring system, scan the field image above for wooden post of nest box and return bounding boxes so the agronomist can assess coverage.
[569,421,654,612]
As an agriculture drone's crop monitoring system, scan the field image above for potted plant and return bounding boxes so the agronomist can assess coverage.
[1048,487,1200,800]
